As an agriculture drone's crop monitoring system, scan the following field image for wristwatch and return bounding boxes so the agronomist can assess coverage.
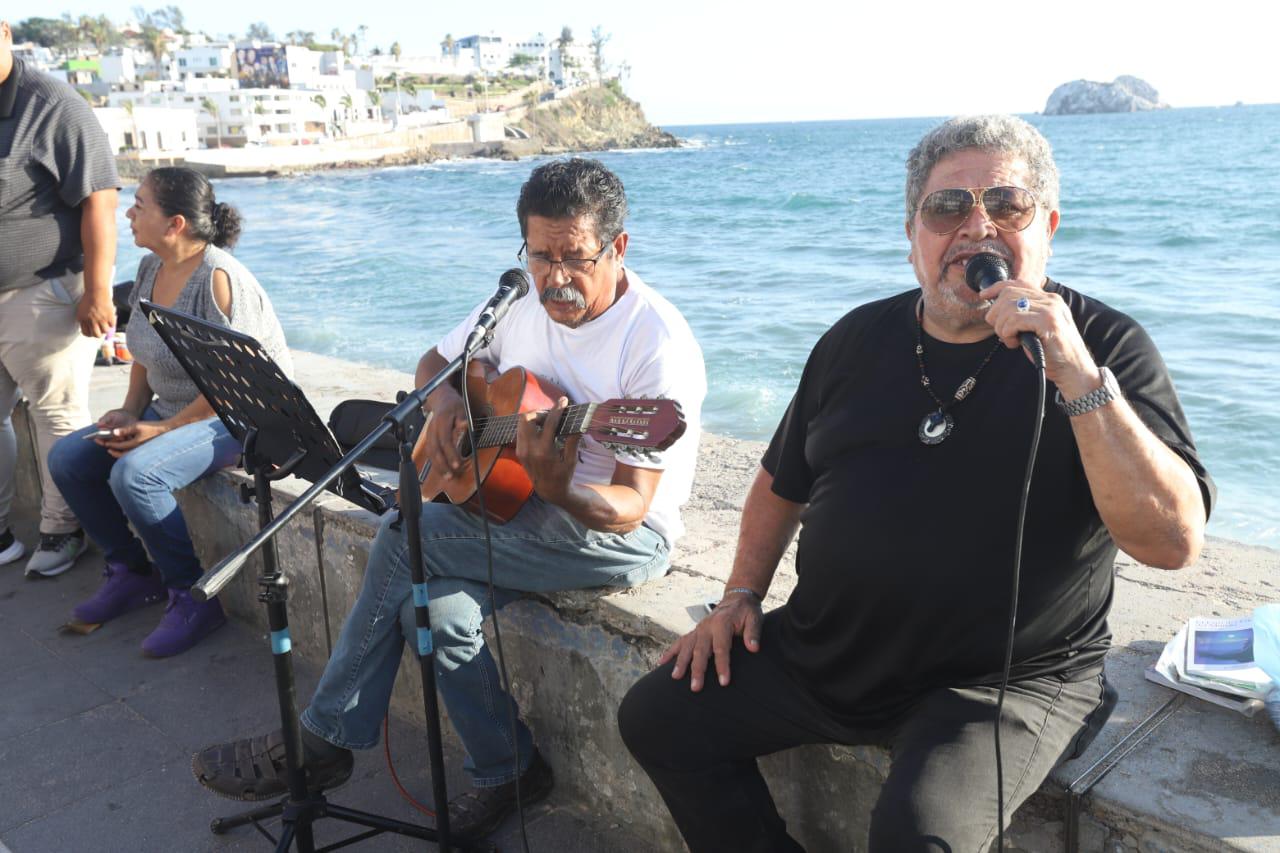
[1055,367,1120,417]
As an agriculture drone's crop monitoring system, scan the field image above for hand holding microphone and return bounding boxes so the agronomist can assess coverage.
[964,253,1045,369]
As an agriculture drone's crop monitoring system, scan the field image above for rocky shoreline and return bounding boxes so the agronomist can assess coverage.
[117,85,678,180]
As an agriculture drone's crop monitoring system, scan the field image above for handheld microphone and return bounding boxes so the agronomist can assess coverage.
[464,268,532,353]
[964,253,1043,365]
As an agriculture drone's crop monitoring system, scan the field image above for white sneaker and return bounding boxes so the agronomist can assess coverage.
[24,530,88,577]
[0,528,25,566]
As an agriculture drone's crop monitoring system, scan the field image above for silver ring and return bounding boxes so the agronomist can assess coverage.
[1016,297,1031,313]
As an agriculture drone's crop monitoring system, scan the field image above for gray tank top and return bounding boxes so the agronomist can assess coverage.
[126,244,293,419]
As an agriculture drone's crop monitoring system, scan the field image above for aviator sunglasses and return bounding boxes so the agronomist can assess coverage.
[917,186,1038,235]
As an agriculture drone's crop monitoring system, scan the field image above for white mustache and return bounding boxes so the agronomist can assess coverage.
[540,286,586,309]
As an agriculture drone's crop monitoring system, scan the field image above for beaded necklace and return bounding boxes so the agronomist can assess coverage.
[915,299,1003,445]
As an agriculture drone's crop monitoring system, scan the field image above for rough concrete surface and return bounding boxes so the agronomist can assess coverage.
[4,350,1278,852]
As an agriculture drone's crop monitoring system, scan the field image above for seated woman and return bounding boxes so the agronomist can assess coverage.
[48,167,292,657]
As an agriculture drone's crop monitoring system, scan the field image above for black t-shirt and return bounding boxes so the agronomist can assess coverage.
[761,282,1214,725]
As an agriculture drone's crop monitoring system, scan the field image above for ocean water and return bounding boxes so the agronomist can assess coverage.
[114,105,1280,550]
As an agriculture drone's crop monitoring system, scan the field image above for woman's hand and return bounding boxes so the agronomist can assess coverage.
[98,416,170,457]
[97,408,138,431]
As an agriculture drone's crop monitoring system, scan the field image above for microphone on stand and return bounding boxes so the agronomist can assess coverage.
[964,253,1043,366]
[464,268,532,353]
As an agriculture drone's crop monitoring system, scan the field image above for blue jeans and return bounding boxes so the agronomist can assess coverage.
[47,409,241,588]
[301,495,670,786]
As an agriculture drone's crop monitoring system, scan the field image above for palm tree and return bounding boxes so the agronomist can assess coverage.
[200,97,221,149]
[440,34,455,64]
[163,5,185,32]
[590,26,610,83]
[367,90,381,121]
[356,25,368,55]
[556,26,577,85]
[312,93,327,110]
[141,25,168,79]
[339,93,353,119]
[390,41,402,61]
[78,14,114,53]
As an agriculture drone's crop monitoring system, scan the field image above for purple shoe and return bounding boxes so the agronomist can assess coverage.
[72,562,165,625]
[141,588,227,658]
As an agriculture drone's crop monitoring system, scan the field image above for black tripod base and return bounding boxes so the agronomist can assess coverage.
[210,792,493,852]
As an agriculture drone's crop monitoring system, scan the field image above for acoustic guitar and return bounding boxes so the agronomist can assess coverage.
[412,361,687,522]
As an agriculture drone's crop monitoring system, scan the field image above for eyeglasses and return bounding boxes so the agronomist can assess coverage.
[517,241,611,277]
[917,186,1038,235]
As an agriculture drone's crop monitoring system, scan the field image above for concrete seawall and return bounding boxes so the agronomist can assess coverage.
[9,350,1279,851]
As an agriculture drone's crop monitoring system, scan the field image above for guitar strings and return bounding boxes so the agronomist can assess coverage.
[466,402,645,446]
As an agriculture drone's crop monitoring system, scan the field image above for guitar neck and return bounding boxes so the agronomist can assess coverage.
[474,403,597,449]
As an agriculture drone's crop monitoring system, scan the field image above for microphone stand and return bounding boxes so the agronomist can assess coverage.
[135,297,509,853]
[194,349,479,852]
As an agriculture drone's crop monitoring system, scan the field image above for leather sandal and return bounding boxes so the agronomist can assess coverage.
[191,729,353,802]
[449,749,554,841]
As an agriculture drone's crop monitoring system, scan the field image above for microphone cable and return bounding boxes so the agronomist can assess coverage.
[460,347,533,853]
[383,349,532,853]
[994,336,1045,850]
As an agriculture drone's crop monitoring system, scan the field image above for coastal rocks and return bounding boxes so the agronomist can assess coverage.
[1043,76,1169,115]
[516,84,679,152]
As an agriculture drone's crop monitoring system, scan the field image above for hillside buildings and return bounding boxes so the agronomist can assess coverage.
[19,24,608,156]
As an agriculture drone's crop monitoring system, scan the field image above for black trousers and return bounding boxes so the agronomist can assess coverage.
[618,613,1107,853]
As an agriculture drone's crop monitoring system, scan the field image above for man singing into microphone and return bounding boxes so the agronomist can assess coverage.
[195,158,705,839]
[619,115,1213,851]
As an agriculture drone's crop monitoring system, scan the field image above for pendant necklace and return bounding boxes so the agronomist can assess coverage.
[915,300,1003,445]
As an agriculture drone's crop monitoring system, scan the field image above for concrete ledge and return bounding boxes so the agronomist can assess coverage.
[10,351,1280,851]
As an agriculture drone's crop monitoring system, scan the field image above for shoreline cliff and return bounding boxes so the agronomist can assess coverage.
[118,85,678,180]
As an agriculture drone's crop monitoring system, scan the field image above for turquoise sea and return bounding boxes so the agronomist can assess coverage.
[115,105,1280,550]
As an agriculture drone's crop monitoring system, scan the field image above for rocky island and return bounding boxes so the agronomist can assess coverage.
[1043,76,1169,115]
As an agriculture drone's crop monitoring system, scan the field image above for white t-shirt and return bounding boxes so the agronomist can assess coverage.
[437,269,705,547]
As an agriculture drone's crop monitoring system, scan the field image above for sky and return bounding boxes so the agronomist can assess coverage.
[8,0,1277,125]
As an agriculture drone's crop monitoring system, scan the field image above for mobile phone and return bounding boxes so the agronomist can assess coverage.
[84,429,116,440]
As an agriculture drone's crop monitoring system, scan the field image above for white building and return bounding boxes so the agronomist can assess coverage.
[366,52,477,79]
[94,105,199,154]
[446,31,592,85]
[550,42,594,86]
[173,43,235,80]
[12,43,58,72]
[454,34,508,73]
[507,33,551,79]
[110,86,334,148]
[98,50,139,86]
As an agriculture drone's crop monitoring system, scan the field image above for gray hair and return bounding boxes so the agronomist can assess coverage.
[905,115,1059,227]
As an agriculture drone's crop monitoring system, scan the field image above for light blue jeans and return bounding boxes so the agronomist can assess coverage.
[47,409,240,587]
[300,494,670,786]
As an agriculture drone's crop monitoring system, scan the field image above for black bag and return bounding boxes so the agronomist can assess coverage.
[327,398,425,472]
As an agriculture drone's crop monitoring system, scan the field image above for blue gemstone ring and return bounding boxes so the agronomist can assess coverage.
[1016,297,1031,312]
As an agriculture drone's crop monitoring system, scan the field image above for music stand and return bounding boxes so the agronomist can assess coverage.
[143,300,468,853]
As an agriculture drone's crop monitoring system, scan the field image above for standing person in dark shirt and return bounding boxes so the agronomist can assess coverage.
[0,19,119,576]
[619,114,1214,852]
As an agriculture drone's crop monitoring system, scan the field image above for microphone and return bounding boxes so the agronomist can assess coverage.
[464,268,531,353]
[964,253,1043,365]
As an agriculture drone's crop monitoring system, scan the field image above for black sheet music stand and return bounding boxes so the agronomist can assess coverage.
[142,300,467,852]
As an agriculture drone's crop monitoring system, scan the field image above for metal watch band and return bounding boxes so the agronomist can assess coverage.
[1055,366,1120,417]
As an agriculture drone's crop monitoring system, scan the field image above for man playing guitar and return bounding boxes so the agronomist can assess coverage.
[193,158,706,840]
